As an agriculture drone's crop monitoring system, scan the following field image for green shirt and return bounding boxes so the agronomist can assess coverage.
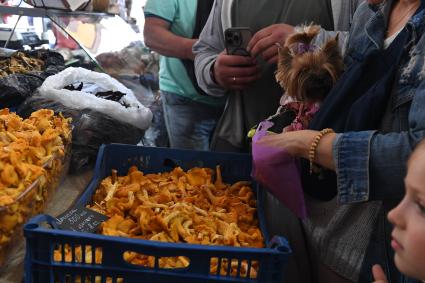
[144,0,224,106]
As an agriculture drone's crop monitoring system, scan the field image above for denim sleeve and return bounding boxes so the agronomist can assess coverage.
[333,131,375,204]
[334,81,425,204]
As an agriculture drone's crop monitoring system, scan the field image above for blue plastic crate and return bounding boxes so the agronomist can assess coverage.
[24,144,291,283]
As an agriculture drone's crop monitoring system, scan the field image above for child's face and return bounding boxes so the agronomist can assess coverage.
[388,153,425,280]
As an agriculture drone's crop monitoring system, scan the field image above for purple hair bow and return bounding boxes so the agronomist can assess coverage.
[296,42,316,54]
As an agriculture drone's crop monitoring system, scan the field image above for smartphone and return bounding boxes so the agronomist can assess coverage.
[224,27,252,56]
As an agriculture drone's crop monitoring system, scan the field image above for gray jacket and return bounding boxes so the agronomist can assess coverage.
[194,0,363,99]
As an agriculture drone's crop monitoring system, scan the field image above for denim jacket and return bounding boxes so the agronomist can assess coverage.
[334,0,425,205]
[307,1,425,282]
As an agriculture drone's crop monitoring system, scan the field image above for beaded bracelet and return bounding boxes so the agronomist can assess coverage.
[308,128,335,174]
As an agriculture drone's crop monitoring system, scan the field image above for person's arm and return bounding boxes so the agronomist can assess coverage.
[260,79,425,204]
[258,130,336,171]
[193,0,259,94]
[331,80,425,203]
[143,16,196,60]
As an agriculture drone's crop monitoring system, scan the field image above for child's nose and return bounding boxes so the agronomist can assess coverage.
[387,199,406,229]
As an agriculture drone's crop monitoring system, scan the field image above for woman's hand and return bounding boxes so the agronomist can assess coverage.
[372,265,388,283]
[258,130,314,157]
[247,24,295,64]
[258,130,337,170]
[213,51,260,90]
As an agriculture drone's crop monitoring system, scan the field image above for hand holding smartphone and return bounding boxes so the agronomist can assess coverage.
[213,27,258,90]
[225,27,252,56]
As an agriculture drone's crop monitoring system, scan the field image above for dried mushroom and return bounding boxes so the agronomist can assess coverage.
[0,52,44,78]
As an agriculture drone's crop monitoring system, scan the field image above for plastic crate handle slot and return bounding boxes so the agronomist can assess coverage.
[163,158,180,169]
[24,214,58,230]
[268,236,291,254]
[122,251,190,270]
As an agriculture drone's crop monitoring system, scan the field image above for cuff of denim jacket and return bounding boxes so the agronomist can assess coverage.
[334,131,376,204]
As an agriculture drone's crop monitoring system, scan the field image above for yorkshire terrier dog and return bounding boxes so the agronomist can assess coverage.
[276,25,343,103]
[271,25,344,132]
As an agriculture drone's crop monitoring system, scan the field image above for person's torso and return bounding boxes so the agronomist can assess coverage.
[232,0,334,31]
[144,0,223,106]
[230,0,335,131]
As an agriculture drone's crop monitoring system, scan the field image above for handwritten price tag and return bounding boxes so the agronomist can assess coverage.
[55,207,109,233]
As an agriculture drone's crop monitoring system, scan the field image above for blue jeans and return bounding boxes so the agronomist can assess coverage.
[161,91,223,150]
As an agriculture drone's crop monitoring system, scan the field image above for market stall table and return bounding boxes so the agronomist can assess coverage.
[0,171,93,283]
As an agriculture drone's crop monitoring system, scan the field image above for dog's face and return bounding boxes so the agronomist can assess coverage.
[275,25,344,103]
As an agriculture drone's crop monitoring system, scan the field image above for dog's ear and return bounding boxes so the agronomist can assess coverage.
[321,34,344,77]
[275,46,293,88]
[321,35,340,61]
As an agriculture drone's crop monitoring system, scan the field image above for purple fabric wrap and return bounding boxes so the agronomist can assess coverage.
[252,121,307,219]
